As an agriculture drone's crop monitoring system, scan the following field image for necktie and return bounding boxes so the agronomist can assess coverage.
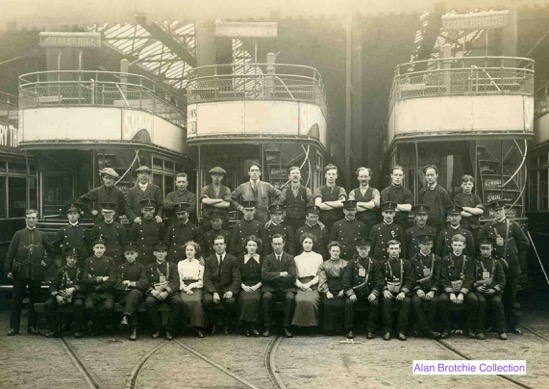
[218,255,223,276]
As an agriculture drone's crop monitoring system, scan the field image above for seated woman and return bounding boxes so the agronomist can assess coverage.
[237,235,263,337]
[318,241,348,335]
[291,234,324,330]
[178,241,206,338]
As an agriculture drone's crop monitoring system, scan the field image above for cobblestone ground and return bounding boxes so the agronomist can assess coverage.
[0,310,547,389]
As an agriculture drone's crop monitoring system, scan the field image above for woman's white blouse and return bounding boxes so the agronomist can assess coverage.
[177,258,204,290]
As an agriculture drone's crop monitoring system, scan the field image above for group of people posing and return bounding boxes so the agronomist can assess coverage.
[3,162,529,342]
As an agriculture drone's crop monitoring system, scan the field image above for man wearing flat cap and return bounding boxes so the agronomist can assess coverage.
[51,203,91,266]
[329,200,368,260]
[370,201,407,261]
[405,204,438,259]
[164,173,197,226]
[129,199,166,265]
[78,167,126,222]
[295,205,330,259]
[91,202,127,264]
[479,199,529,335]
[201,166,232,231]
[165,202,204,262]
[436,205,476,258]
[125,166,164,225]
[265,204,296,255]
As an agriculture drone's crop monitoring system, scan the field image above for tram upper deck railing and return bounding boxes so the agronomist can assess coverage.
[18,71,186,127]
[187,63,328,117]
[390,56,535,108]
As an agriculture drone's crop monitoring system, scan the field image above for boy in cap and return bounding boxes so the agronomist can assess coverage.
[278,166,314,232]
[165,202,204,262]
[479,199,529,335]
[380,165,413,230]
[405,204,438,259]
[91,202,126,264]
[295,205,330,259]
[410,233,442,339]
[77,167,126,222]
[44,247,86,338]
[473,237,507,340]
[83,236,116,335]
[229,200,268,256]
[329,200,368,260]
[125,165,164,224]
[116,242,148,340]
[129,198,166,265]
[313,164,346,232]
[144,241,184,340]
[51,203,91,266]
[453,174,484,238]
[436,205,476,258]
[200,166,232,231]
[266,204,296,255]
[342,237,384,339]
[164,172,197,225]
[370,201,407,261]
[348,167,380,237]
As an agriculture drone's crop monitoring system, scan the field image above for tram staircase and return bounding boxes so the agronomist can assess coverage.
[264,144,312,190]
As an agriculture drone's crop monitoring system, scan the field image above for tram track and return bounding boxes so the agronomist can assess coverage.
[519,323,549,342]
[264,335,287,389]
[60,337,104,389]
[125,342,168,389]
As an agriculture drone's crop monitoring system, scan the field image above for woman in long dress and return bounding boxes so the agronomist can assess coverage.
[237,235,263,337]
[318,241,348,335]
[178,241,206,338]
[291,234,324,329]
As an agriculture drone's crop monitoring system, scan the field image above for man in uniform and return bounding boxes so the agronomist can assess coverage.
[342,238,384,339]
[91,202,126,264]
[295,205,330,259]
[203,235,241,335]
[410,233,442,339]
[261,234,297,338]
[200,166,232,231]
[453,174,484,239]
[77,167,126,222]
[265,204,296,255]
[125,166,164,225]
[51,203,90,266]
[202,211,232,258]
[165,201,204,262]
[44,247,86,338]
[370,201,407,261]
[232,162,281,224]
[5,209,54,336]
[129,199,166,265]
[314,164,346,232]
[418,165,452,232]
[329,200,368,260]
[116,242,148,340]
[164,172,197,225]
[278,166,314,232]
[479,199,529,335]
[229,200,268,256]
[436,205,476,258]
[405,204,438,259]
[348,167,380,237]
[144,241,184,340]
[380,165,413,229]
[83,236,116,336]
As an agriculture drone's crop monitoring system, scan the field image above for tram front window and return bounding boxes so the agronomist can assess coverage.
[8,177,26,218]
[43,172,73,218]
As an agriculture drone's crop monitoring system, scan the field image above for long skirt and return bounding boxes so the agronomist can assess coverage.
[292,290,320,327]
[239,290,261,323]
[321,294,345,332]
[180,289,206,328]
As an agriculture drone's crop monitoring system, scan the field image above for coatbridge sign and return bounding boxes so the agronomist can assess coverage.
[441,10,509,31]
[39,32,101,48]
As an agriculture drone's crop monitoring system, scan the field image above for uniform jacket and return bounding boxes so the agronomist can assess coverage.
[229,219,268,256]
[125,183,164,221]
[49,265,86,300]
[165,221,204,262]
[91,221,126,263]
[261,252,297,292]
[295,223,329,259]
[77,185,126,217]
[329,218,367,258]
[405,224,438,259]
[203,229,232,258]
[380,185,413,226]
[83,255,116,293]
[369,222,406,260]
[203,253,241,295]
[380,258,415,295]
[410,252,442,294]
[473,256,506,293]
[266,222,296,255]
[440,253,475,295]
[129,218,166,264]
[436,226,476,258]
[145,261,180,296]
[115,262,148,292]
[4,227,54,281]
[51,223,91,260]
[342,255,384,298]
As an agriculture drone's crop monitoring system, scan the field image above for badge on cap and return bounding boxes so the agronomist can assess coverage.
[64,246,82,258]
[140,198,157,209]
[305,205,320,214]
[381,201,398,212]
[446,205,463,215]
[342,199,358,209]
[241,200,257,209]
[268,204,286,213]
[412,204,431,214]
[92,235,108,246]
[123,242,140,253]
[175,202,190,213]
[153,241,169,251]
[64,203,81,214]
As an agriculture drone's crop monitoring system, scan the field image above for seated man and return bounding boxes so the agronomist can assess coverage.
[410,233,442,339]
[44,247,86,339]
[116,242,148,341]
[380,240,414,341]
[342,238,383,339]
[261,234,297,338]
[474,238,507,340]
[83,236,116,336]
[203,235,241,335]
[144,241,184,340]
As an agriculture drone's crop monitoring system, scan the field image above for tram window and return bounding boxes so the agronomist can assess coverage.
[0,162,5,172]
[9,163,27,173]
[8,177,26,218]
[153,175,163,195]
[165,161,174,172]
[540,154,548,167]
[0,177,6,218]
[153,158,163,170]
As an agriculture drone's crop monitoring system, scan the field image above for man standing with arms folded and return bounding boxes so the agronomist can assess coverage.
[380,165,413,230]
[314,164,346,232]
[348,167,380,237]
[201,166,232,231]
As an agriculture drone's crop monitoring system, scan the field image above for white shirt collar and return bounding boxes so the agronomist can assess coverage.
[244,254,260,264]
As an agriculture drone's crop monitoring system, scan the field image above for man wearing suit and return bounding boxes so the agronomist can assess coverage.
[261,234,297,338]
[203,235,241,335]
[125,166,164,225]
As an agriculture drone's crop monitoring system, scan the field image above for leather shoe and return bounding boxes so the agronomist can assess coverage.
[284,328,293,338]
[262,329,271,337]
[45,330,59,338]
[165,331,174,340]
[7,329,19,336]
[27,326,40,335]
[346,330,354,339]
[398,333,407,341]
[120,315,129,330]
[74,332,82,339]
[129,328,137,341]
[151,330,161,339]
[383,332,391,341]
[366,332,375,339]
[430,331,441,339]
[509,328,523,335]
[252,329,260,337]
[440,330,450,339]
[476,332,486,340]
[197,330,204,338]
[223,326,230,335]
[245,329,251,337]
[499,332,508,340]
[467,330,476,339]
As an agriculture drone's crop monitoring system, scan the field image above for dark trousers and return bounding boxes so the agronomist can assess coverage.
[477,293,505,332]
[10,278,42,331]
[262,291,295,328]
[503,276,518,330]
[344,297,379,332]
[45,297,84,332]
[84,292,114,328]
[439,292,478,331]
[144,294,184,332]
[116,290,144,321]
[203,291,236,326]
[411,294,439,332]
[381,294,411,333]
